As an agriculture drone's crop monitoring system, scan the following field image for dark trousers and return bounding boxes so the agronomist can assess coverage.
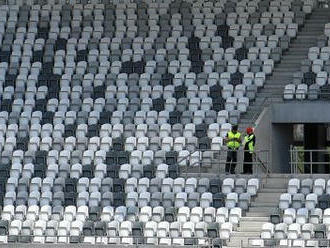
[226,149,237,174]
[243,152,253,174]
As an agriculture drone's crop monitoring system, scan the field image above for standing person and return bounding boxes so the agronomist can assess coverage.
[243,127,256,174]
[225,125,242,174]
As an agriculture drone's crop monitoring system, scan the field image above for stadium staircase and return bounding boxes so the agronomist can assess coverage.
[226,174,288,248]
[181,9,330,247]
[239,7,330,131]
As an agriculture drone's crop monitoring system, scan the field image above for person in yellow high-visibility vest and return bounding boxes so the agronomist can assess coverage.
[225,125,242,174]
[243,127,256,174]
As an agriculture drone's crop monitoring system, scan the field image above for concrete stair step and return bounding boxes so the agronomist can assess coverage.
[238,222,268,232]
[273,68,298,72]
[291,44,315,47]
[253,199,281,204]
[301,27,325,30]
[274,62,301,66]
[283,50,308,54]
[259,188,287,193]
[280,54,307,58]
[265,173,293,178]
[227,233,260,247]
[240,216,269,222]
[247,206,277,213]
[231,231,261,237]
[250,202,279,207]
[302,22,325,25]
[256,93,283,98]
[265,82,291,86]
[276,65,300,69]
[263,87,287,91]
[282,58,306,61]
[276,62,301,66]
[269,71,293,76]
[293,35,318,38]
[261,184,287,190]
[264,77,288,81]
[263,177,289,185]
[293,35,319,38]
[245,211,273,217]
[274,62,302,66]
[254,192,283,199]
[291,42,316,46]
[290,40,316,43]
[264,79,291,83]
[267,76,293,80]
[305,20,329,24]
[297,32,323,35]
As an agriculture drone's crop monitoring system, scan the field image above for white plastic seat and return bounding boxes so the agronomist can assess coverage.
[139,206,152,223]
[305,193,318,210]
[310,208,322,224]
[156,163,168,179]
[200,192,213,208]
[185,178,197,193]
[313,178,326,196]
[247,178,259,196]
[323,208,330,225]
[287,223,301,240]
[283,208,296,224]
[301,178,313,195]
[279,193,291,210]
[152,206,164,223]
[222,178,235,194]
[296,208,309,225]
[274,223,288,239]
[157,221,169,238]
[229,207,242,225]
[288,178,300,194]
[161,177,174,193]
[301,223,314,240]
[138,192,151,208]
[145,221,158,244]
[226,193,238,209]
[261,223,274,239]
[219,222,233,240]
[177,206,190,224]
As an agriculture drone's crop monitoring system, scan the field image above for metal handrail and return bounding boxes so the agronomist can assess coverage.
[177,148,270,178]
[289,148,330,174]
[241,95,276,129]
[250,97,270,126]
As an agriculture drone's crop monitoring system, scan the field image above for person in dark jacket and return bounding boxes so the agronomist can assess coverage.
[243,127,256,174]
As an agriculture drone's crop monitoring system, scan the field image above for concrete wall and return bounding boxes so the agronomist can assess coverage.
[254,102,330,173]
[272,102,330,123]
[254,107,273,173]
[254,106,294,173]
[255,102,330,173]
[271,124,294,173]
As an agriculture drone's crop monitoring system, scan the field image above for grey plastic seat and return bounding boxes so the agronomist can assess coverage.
[150,192,162,208]
[308,84,320,100]
[205,111,217,124]
[181,111,193,125]
[187,192,200,208]
[150,178,161,193]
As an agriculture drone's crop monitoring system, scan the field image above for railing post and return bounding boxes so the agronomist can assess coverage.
[267,150,270,176]
[186,157,188,179]
[310,150,313,175]
[289,145,293,173]
[199,150,202,176]
[218,149,221,177]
